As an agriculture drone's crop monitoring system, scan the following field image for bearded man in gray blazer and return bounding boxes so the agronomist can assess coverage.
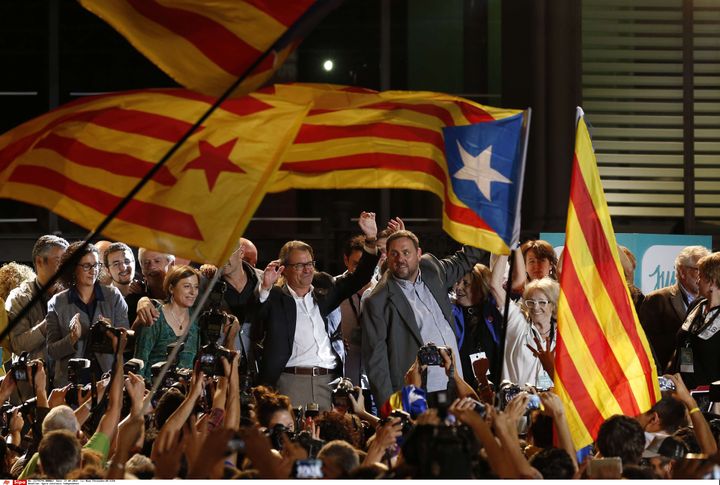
[362,230,487,405]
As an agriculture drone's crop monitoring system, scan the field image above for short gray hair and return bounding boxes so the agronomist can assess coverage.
[137,247,175,264]
[523,277,560,317]
[31,235,69,268]
[42,405,80,435]
[317,440,360,476]
[675,246,710,270]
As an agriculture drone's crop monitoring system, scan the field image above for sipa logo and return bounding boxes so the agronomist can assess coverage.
[13,481,27,485]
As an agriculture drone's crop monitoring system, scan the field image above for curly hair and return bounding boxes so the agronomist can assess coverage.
[252,386,293,428]
[315,411,362,449]
[58,242,99,289]
[0,262,36,300]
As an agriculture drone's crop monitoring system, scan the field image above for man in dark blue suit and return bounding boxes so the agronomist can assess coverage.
[252,212,379,410]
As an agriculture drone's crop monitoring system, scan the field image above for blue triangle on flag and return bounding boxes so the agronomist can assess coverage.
[443,113,525,248]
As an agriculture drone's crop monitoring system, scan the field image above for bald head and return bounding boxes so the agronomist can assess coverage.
[240,238,258,267]
[94,240,113,285]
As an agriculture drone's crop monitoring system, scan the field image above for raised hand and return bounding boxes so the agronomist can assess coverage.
[386,217,405,233]
[358,211,378,239]
[261,260,284,291]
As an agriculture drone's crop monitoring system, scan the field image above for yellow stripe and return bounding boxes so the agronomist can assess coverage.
[79,0,234,94]
[284,137,446,163]
[157,0,284,52]
[553,378,595,449]
[565,203,655,411]
[268,168,446,197]
[557,289,625,418]
[441,216,508,254]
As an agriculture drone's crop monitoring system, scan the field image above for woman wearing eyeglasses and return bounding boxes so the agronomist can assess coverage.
[46,241,129,387]
[497,275,559,389]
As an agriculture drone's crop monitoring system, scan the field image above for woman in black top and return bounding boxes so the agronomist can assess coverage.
[675,252,720,389]
[451,263,502,390]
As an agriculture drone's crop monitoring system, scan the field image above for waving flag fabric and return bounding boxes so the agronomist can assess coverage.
[79,0,340,96]
[0,89,309,264]
[554,108,659,449]
[269,83,528,254]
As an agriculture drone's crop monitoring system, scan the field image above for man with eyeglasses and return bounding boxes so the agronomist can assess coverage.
[639,245,710,372]
[104,243,136,298]
[253,212,379,410]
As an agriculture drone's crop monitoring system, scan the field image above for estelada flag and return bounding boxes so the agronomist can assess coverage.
[79,0,341,96]
[268,83,528,254]
[554,108,659,449]
[0,89,310,264]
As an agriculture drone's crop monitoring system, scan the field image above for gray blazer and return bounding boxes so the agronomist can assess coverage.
[362,245,487,405]
[46,284,129,387]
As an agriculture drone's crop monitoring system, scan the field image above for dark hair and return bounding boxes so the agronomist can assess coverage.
[621,465,656,479]
[343,235,365,258]
[316,411,362,449]
[521,240,558,279]
[529,447,575,479]
[103,242,134,267]
[657,435,689,459]
[528,413,554,449]
[153,388,185,429]
[58,241,99,289]
[253,386,292,428]
[385,230,420,251]
[596,415,645,466]
[650,397,687,433]
[38,429,81,478]
[162,265,200,301]
[672,427,702,454]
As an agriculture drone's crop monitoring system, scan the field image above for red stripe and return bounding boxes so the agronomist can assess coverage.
[158,89,274,117]
[560,250,642,416]
[362,102,458,127]
[340,86,378,94]
[9,166,202,240]
[555,330,607,441]
[126,0,266,75]
[294,123,445,152]
[570,153,656,396]
[280,153,492,230]
[454,101,496,123]
[1,107,198,173]
[35,133,177,186]
[243,0,317,27]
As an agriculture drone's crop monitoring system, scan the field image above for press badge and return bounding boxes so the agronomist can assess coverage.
[679,347,694,373]
[469,352,490,374]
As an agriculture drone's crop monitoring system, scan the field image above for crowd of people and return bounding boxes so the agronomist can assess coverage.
[0,212,718,479]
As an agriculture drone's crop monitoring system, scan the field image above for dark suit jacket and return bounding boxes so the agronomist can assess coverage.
[638,283,688,372]
[253,247,378,386]
[361,246,487,405]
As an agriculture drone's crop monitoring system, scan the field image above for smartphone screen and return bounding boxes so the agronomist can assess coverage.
[292,459,323,479]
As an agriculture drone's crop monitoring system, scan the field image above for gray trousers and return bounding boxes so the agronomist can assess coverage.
[276,372,336,411]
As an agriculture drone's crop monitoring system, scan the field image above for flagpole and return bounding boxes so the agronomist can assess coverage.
[1,34,287,347]
[493,248,515,392]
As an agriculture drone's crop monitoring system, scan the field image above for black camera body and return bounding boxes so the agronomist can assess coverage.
[331,378,360,408]
[199,280,228,344]
[10,352,37,382]
[197,343,235,377]
[123,358,144,375]
[417,343,449,366]
[380,409,413,437]
[498,381,541,411]
[88,319,134,354]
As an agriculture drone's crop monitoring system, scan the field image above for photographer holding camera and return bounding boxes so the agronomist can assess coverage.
[46,242,129,387]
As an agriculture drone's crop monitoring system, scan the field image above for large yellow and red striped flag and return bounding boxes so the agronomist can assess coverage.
[554,108,660,449]
[0,89,310,264]
[268,83,527,254]
[79,0,340,96]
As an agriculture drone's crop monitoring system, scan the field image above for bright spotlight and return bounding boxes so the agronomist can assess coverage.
[323,59,334,72]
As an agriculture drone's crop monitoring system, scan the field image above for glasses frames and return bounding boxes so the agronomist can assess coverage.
[287,261,316,271]
[525,299,550,309]
[77,262,102,272]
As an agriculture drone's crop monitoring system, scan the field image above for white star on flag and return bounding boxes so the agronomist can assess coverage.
[452,140,512,201]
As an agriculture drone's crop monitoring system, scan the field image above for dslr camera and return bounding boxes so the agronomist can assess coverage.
[10,352,38,382]
[498,381,541,411]
[199,280,228,344]
[379,409,413,437]
[66,358,92,407]
[331,378,360,409]
[197,343,235,377]
[417,343,449,366]
[88,318,135,354]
